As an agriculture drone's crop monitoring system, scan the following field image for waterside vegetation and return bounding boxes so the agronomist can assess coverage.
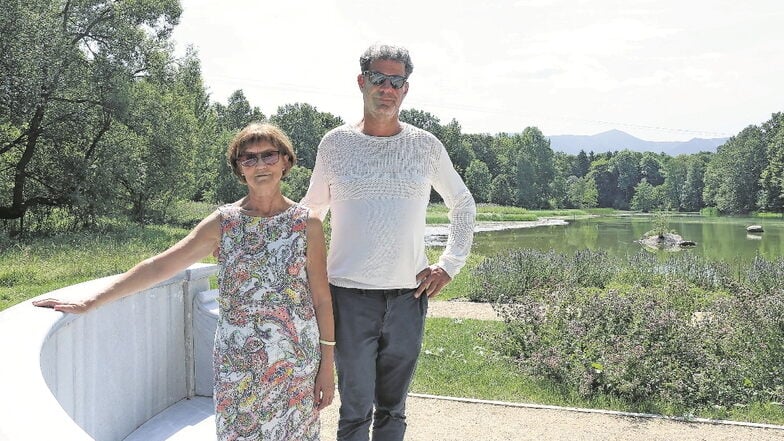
[469,249,784,423]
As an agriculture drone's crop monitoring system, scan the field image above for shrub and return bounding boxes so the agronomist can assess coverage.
[478,249,784,410]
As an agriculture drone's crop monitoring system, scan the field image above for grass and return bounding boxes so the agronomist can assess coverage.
[414,317,784,425]
[425,203,592,224]
[0,219,215,311]
[425,248,483,301]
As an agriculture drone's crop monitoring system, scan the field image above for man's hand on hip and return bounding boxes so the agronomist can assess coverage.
[414,265,452,298]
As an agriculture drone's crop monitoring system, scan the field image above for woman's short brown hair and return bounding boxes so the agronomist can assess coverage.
[226,122,297,183]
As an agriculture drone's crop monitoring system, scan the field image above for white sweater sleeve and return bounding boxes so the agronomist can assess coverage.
[431,144,476,277]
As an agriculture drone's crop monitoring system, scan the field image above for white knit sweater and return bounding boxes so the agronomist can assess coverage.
[301,123,476,289]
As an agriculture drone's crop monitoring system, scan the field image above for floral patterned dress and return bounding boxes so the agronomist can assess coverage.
[214,203,321,441]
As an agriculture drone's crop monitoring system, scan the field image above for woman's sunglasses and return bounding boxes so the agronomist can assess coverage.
[363,70,408,89]
[236,150,281,167]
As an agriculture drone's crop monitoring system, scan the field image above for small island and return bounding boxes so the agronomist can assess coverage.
[638,231,696,251]
[636,211,696,252]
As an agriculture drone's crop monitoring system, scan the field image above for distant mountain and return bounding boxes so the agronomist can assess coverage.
[547,129,728,156]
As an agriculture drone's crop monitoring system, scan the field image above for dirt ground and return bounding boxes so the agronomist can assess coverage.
[318,300,784,441]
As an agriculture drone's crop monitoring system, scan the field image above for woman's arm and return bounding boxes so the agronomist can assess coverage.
[33,211,222,314]
[305,215,335,410]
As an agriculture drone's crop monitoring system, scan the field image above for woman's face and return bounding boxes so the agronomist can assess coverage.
[236,141,290,187]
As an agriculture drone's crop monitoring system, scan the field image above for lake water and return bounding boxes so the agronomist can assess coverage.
[466,215,784,263]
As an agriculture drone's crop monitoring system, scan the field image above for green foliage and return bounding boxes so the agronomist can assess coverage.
[703,126,767,214]
[464,160,492,203]
[648,209,672,237]
[0,0,182,223]
[441,119,475,176]
[700,206,720,217]
[490,174,516,206]
[110,78,201,223]
[214,90,265,131]
[473,249,784,411]
[758,113,784,212]
[162,200,217,228]
[280,165,312,202]
[630,179,661,212]
[270,103,342,169]
[414,318,533,400]
[566,175,599,209]
[400,109,443,139]
[514,127,555,209]
[0,218,216,310]
[414,317,784,424]
[609,150,643,209]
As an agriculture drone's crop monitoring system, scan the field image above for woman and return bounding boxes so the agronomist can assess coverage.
[34,122,335,440]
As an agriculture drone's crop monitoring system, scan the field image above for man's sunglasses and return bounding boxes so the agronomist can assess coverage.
[236,150,281,167]
[363,70,408,89]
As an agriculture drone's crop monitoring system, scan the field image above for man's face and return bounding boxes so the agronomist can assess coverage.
[358,59,409,120]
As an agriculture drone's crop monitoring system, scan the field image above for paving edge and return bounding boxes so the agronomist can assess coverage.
[408,393,784,432]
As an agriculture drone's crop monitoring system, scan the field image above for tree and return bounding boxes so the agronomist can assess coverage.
[609,150,642,209]
[399,108,443,139]
[490,174,516,206]
[630,179,660,212]
[440,119,474,176]
[660,155,686,210]
[703,126,766,213]
[464,133,501,176]
[514,127,555,209]
[758,113,784,212]
[0,0,181,224]
[271,103,342,169]
[109,78,200,222]
[588,158,617,208]
[566,175,598,209]
[281,165,312,202]
[639,152,664,186]
[573,150,591,177]
[215,90,265,131]
[680,153,710,212]
[465,160,491,203]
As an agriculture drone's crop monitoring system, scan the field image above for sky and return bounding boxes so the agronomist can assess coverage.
[171,0,784,142]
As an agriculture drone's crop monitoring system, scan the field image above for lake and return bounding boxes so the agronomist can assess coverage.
[466,215,784,263]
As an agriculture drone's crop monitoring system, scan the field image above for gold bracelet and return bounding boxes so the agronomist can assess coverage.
[319,339,336,346]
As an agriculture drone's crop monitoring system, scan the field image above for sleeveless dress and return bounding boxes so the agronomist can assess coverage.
[214,203,321,441]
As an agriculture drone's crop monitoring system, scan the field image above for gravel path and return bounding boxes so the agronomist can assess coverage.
[318,300,784,440]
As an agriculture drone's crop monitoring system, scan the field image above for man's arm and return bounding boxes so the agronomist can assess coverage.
[416,143,476,298]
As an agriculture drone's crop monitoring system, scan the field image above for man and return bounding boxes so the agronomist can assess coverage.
[301,43,475,441]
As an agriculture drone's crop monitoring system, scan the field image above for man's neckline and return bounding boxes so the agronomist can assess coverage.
[353,121,407,138]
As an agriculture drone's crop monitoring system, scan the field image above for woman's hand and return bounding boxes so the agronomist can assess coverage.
[314,361,335,410]
[33,297,96,314]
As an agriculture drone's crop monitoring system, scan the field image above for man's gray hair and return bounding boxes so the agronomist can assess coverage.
[359,44,414,77]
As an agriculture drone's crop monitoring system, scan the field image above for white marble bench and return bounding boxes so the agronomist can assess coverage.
[0,264,220,441]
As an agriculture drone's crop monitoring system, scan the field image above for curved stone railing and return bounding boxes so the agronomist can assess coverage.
[0,263,219,441]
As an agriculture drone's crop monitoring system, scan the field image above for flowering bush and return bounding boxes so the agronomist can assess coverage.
[477,250,784,410]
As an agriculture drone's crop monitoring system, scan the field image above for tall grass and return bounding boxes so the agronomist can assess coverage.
[471,249,784,416]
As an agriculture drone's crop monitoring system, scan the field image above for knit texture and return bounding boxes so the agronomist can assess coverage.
[302,123,475,289]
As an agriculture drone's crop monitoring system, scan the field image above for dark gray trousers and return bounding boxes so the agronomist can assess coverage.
[330,284,428,441]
